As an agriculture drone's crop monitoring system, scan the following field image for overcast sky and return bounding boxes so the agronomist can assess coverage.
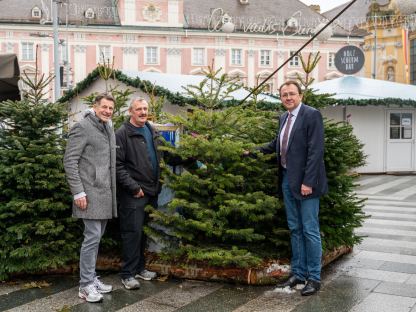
[299,0,349,13]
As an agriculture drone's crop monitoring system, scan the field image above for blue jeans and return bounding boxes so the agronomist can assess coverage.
[282,170,322,282]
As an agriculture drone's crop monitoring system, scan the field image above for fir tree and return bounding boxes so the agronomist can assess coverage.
[0,67,79,279]
[147,57,366,268]
[147,67,288,267]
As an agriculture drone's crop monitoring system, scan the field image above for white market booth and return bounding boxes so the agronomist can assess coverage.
[313,76,416,173]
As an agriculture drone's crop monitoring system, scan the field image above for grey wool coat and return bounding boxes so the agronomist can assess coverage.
[63,110,117,219]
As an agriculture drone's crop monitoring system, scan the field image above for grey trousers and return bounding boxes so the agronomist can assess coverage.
[80,219,108,287]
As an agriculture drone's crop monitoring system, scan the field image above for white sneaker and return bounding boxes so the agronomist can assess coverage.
[78,283,103,302]
[121,277,141,290]
[93,276,112,294]
[135,269,157,281]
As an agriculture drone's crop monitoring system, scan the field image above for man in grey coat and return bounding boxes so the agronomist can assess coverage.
[64,93,117,303]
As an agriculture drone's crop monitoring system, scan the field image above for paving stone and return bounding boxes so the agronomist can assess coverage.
[374,281,416,298]
[175,285,266,312]
[356,251,416,265]
[342,267,411,283]
[358,244,416,256]
[118,280,223,312]
[378,262,416,274]
[403,275,416,285]
[349,293,416,312]
[290,276,380,312]
[0,283,21,297]
[0,276,78,311]
[4,275,119,312]
[232,288,308,312]
[71,279,175,312]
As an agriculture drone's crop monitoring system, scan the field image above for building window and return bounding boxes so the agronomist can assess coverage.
[145,47,158,64]
[390,112,412,139]
[289,51,300,67]
[231,49,242,66]
[328,52,336,68]
[411,39,416,85]
[386,66,395,82]
[21,42,34,61]
[98,45,111,63]
[31,6,41,18]
[192,48,205,65]
[260,50,271,66]
[60,42,68,65]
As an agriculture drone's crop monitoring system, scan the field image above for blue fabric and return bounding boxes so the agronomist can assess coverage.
[282,170,322,282]
[136,124,158,178]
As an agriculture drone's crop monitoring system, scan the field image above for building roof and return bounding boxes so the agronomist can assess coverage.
[312,76,416,101]
[0,0,356,37]
[123,70,279,103]
[323,0,390,31]
[0,0,119,25]
[183,0,351,36]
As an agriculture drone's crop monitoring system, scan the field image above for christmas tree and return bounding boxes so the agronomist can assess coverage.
[147,67,288,267]
[0,67,79,279]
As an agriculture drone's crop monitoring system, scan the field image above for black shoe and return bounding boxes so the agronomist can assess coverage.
[301,280,321,296]
[276,275,305,288]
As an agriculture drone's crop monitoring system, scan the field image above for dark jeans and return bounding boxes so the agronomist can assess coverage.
[118,189,158,279]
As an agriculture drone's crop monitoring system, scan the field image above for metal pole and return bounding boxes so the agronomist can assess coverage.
[52,0,61,101]
[372,14,377,79]
[65,1,70,89]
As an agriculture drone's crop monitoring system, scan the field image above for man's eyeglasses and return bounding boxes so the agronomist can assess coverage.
[280,92,299,98]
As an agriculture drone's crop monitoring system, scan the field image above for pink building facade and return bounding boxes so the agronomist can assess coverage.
[0,0,363,100]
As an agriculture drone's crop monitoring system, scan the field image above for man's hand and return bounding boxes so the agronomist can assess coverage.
[75,196,87,210]
[301,184,313,196]
[134,188,145,198]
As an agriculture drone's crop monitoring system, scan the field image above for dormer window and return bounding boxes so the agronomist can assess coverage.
[32,6,42,19]
[286,17,299,28]
[85,8,95,19]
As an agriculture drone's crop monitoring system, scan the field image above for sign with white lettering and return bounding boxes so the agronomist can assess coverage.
[334,46,365,75]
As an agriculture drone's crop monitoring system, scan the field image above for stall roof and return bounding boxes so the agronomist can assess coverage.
[122,70,279,103]
[312,76,416,101]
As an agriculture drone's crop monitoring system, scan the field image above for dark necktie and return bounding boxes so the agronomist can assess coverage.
[280,113,292,168]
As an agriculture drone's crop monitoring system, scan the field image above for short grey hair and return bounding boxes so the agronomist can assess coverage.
[129,97,148,109]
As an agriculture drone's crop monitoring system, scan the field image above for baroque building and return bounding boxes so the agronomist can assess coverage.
[0,0,363,100]
[325,0,416,84]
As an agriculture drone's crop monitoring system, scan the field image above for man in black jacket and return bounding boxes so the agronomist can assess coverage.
[115,97,160,290]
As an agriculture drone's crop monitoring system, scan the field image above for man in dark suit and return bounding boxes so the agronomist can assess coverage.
[260,81,327,296]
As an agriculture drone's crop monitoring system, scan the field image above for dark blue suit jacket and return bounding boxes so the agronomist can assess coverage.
[261,104,328,200]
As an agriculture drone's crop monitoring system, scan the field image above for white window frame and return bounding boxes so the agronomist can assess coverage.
[21,42,34,61]
[145,46,159,65]
[60,42,69,66]
[289,51,300,67]
[259,49,272,67]
[328,52,336,69]
[231,48,243,66]
[192,48,206,66]
[98,45,112,64]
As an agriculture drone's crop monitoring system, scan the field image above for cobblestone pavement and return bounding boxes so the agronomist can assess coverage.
[2,175,416,312]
